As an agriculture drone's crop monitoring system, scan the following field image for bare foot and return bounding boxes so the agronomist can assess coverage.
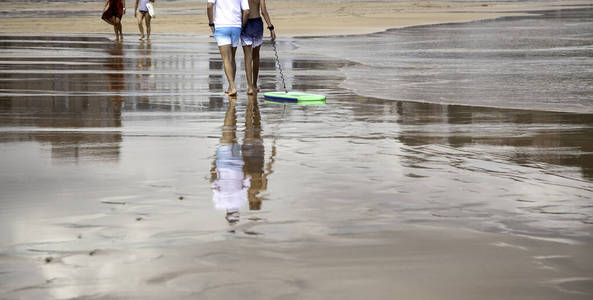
[139,36,144,40]
[247,88,255,95]
[227,88,237,96]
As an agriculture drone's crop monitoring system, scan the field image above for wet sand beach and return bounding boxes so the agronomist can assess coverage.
[0,0,591,36]
[1,1,593,299]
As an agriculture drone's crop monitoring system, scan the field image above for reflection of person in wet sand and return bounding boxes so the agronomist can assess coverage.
[211,97,249,224]
[137,41,152,69]
[211,94,274,225]
[136,41,153,103]
[106,42,125,94]
[104,42,126,113]
[103,0,126,41]
[242,93,269,210]
[135,0,153,40]
[241,0,276,94]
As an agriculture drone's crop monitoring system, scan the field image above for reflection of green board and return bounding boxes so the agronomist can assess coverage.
[263,91,326,103]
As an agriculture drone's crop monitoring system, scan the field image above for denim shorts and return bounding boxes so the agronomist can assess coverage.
[213,27,241,47]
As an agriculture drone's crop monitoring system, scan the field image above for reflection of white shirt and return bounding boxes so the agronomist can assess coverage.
[212,143,249,212]
[208,0,250,28]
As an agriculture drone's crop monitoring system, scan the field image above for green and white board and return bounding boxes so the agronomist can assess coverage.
[263,91,326,103]
[265,99,325,106]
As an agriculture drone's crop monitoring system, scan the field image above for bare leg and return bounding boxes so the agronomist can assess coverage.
[112,17,119,41]
[118,21,123,40]
[219,45,237,96]
[114,17,123,41]
[253,45,261,91]
[145,14,151,40]
[224,46,238,94]
[137,13,145,40]
[242,45,254,95]
[231,46,237,82]
[113,25,119,41]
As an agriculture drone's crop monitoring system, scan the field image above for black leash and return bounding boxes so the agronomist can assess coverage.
[271,39,288,93]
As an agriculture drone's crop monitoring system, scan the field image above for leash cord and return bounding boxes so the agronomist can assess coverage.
[271,39,288,93]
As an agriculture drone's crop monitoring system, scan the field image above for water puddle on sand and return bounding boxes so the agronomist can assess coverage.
[0,8,592,298]
[297,7,593,113]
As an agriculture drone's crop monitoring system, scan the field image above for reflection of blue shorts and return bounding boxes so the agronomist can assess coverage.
[216,143,243,169]
[241,17,264,47]
[213,27,241,47]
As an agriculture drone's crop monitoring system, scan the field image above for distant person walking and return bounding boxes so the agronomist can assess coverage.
[103,0,126,41]
[241,0,275,94]
[135,0,153,40]
[207,0,250,96]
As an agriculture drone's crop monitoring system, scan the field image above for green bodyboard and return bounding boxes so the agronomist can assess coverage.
[263,91,326,102]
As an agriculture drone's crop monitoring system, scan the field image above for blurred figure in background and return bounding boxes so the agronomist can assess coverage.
[135,0,153,40]
[103,0,126,41]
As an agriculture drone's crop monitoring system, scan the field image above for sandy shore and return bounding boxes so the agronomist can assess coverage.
[0,6,593,300]
[3,224,592,299]
[0,0,591,36]
[1,2,592,298]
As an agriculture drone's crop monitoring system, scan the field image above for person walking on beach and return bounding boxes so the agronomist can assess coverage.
[241,0,275,94]
[103,0,126,41]
[135,0,153,40]
[207,0,250,96]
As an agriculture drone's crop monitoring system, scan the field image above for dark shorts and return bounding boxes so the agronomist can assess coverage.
[111,9,122,20]
[110,1,124,19]
[241,17,264,47]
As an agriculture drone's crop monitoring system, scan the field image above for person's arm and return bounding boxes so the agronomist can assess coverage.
[134,0,139,17]
[241,0,250,29]
[260,0,275,41]
[207,1,215,33]
[241,9,250,30]
[123,0,126,14]
[104,0,109,11]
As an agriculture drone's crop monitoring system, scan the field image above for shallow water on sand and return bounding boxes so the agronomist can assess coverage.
[0,9,592,299]
[298,7,593,113]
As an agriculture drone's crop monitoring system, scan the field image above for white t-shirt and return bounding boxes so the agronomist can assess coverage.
[208,0,250,28]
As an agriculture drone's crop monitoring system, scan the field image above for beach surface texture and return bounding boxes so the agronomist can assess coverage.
[1,0,592,299]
